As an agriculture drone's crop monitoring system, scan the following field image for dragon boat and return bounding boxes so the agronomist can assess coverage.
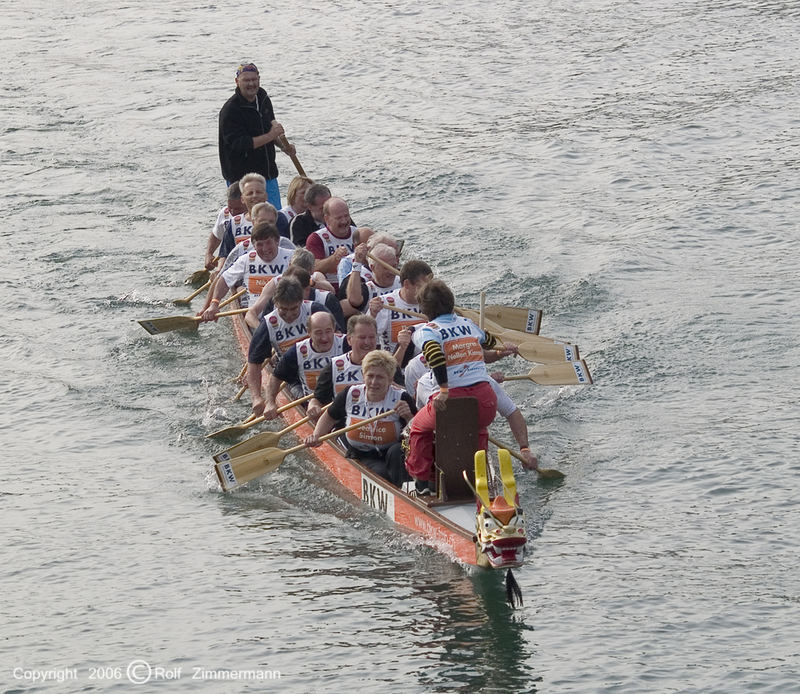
[214,308,529,604]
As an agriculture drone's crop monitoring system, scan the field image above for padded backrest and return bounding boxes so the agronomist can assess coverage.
[434,397,479,501]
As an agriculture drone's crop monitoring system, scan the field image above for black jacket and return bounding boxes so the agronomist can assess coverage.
[218,87,278,182]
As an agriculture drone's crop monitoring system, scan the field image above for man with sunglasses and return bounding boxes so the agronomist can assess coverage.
[218,62,295,209]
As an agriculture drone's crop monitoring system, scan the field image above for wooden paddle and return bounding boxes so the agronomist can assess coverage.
[137,288,246,335]
[482,305,542,335]
[232,383,248,401]
[213,403,331,463]
[367,252,401,275]
[185,267,212,286]
[379,303,427,319]
[455,306,557,343]
[487,435,565,479]
[510,339,580,364]
[502,360,593,386]
[380,303,574,363]
[215,410,393,491]
[278,135,306,177]
[137,307,247,335]
[173,278,211,306]
[205,392,314,439]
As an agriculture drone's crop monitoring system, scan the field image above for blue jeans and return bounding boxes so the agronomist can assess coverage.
[265,177,281,210]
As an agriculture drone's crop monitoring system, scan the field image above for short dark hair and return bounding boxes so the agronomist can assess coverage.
[227,181,241,200]
[304,183,331,205]
[282,265,311,289]
[274,278,304,306]
[400,259,433,284]
[250,221,279,242]
[417,279,454,320]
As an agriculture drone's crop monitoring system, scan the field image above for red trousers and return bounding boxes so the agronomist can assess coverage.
[405,381,497,482]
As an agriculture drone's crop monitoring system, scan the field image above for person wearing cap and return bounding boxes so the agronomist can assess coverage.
[218,62,295,209]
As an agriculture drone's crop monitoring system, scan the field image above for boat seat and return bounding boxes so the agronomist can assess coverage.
[433,396,479,502]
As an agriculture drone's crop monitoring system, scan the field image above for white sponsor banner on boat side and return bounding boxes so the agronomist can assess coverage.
[361,474,395,520]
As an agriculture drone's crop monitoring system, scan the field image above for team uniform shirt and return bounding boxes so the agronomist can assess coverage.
[403,353,429,402]
[248,300,325,363]
[221,246,293,306]
[256,278,345,333]
[328,384,412,455]
[330,352,366,396]
[364,276,401,308]
[375,289,425,355]
[306,226,356,287]
[280,204,299,221]
[274,335,349,395]
[313,352,406,405]
[211,206,235,240]
[218,212,254,258]
[412,313,490,388]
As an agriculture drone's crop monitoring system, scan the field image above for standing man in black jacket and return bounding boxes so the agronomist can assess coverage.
[218,62,295,209]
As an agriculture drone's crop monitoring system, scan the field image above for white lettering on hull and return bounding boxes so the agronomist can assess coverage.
[361,474,395,520]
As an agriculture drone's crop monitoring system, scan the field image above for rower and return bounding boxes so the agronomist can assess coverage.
[289,183,330,247]
[306,315,403,422]
[260,311,348,420]
[305,196,357,293]
[407,355,538,471]
[244,249,336,330]
[197,176,291,316]
[203,181,246,271]
[370,259,432,367]
[336,226,374,288]
[341,241,401,318]
[280,175,314,223]
[247,278,329,417]
[245,265,345,333]
[305,350,416,488]
[201,221,293,320]
[404,279,503,494]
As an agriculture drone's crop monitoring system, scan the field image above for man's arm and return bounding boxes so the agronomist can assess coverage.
[246,361,266,417]
[204,233,221,270]
[506,408,538,471]
[251,120,285,150]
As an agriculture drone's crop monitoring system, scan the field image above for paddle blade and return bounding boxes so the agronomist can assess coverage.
[515,341,580,364]
[526,360,593,386]
[137,315,200,335]
[484,305,542,335]
[213,430,283,463]
[536,467,566,480]
[206,421,255,439]
[185,269,210,286]
[215,446,287,491]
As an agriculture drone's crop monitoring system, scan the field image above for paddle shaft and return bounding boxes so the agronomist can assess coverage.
[234,392,314,431]
[219,287,247,309]
[487,435,565,479]
[214,404,331,463]
[174,279,211,304]
[368,253,401,276]
[278,410,395,457]
[279,135,306,177]
[380,303,427,320]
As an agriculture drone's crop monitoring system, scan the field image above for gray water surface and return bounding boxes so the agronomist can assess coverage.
[2,1,799,692]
